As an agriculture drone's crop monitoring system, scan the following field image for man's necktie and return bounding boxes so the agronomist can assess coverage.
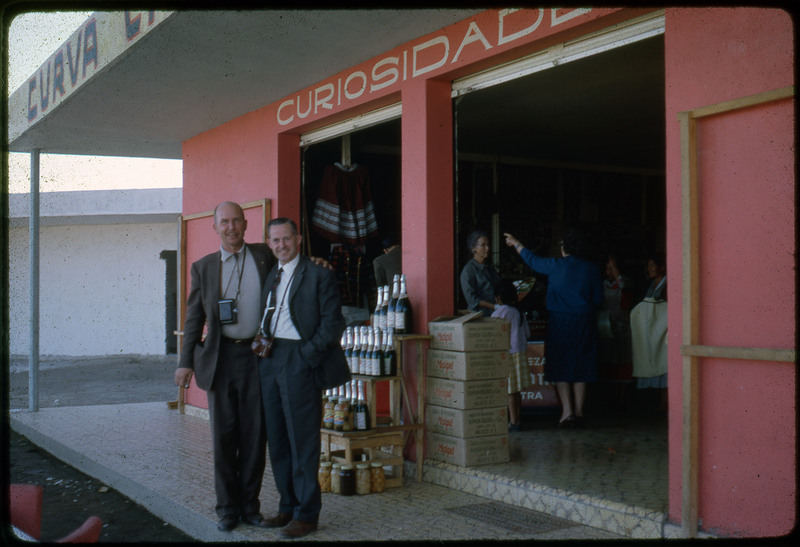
[264,268,283,337]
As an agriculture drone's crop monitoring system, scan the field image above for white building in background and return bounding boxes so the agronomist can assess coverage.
[8,187,181,357]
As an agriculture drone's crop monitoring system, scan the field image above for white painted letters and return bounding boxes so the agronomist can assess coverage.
[498,8,544,46]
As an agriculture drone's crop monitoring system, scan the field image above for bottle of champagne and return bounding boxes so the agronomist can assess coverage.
[354,379,369,431]
[382,285,391,331]
[373,287,383,328]
[372,327,383,376]
[349,327,359,374]
[367,329,377,376]
[388,275,400,333]
[384,331,397,377]
[358,326,368,375]
[343,327,353,374]
[395,274,411,334]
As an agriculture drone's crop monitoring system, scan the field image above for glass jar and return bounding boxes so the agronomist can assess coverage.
[370,461,386,493]
[331,463,341,494]
[339,464,355,496]
[318,461,332,493]
[355,463,371,495]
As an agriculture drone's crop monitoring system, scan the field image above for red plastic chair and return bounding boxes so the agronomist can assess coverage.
[10,483,103,543]
[55,515,103,543]
[9,484,43,540]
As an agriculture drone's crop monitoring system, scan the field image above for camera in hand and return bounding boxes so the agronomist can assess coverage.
[218,299,237,324]
[251,333,273,358]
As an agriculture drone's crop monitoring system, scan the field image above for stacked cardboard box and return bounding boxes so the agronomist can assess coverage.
[425,312,511,466]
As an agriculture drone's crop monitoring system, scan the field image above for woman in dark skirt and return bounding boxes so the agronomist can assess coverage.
[504,229,604,427]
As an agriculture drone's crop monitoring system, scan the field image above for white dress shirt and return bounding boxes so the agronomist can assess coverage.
[219,244,261,339]
[269,254,301,340]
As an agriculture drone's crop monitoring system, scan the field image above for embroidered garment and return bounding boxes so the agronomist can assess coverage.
[312,163,378,245]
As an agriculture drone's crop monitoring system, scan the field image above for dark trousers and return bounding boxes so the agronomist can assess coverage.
[208,340,267,519]
[259,339,322,523]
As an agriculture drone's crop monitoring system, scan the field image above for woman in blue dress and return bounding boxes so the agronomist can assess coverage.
[504,229,604,427]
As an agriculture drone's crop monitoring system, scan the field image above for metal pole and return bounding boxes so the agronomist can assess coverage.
[29,149,40,412]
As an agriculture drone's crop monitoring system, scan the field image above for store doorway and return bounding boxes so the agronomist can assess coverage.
[301,118,402,317]
[453,34,667,415]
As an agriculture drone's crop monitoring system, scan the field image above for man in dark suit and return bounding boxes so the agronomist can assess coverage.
[259,217,346,539]
[373,232,402,287]
[175,201,272,532]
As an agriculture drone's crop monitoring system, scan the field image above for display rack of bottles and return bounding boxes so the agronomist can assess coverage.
[320,333,431,485]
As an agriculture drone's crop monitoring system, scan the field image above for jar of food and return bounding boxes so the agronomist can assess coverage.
[370,461,386,493]
[355,463,371,495]
[318,461,332,493]
[331,463,341,494]
[339,464,355,496]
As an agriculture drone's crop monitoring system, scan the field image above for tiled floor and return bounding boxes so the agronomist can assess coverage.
[420,404,670,537]
[10,390,672,540]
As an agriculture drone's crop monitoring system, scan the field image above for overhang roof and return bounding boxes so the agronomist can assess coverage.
[8,9,482,160]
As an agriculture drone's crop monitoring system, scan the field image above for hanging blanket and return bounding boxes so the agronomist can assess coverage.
[630,297,668,378]
[312,163,378,245]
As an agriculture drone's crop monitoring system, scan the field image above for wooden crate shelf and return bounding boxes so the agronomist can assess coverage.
[320,429,404,488]
[319,333,432,486]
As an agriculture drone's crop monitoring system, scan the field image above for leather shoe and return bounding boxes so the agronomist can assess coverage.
[241,513,266,527]
[279,519,318,539]
[264,512,292,528]
[217,515,238,532]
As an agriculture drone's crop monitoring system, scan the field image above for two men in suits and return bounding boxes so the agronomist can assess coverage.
[258,217,347,539]
[175,201,272,532]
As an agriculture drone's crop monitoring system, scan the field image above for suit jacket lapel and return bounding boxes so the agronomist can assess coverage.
[288,256,306,304]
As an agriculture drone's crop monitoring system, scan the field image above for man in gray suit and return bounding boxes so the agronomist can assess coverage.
[174,201,272,532]
[259,217,346,539]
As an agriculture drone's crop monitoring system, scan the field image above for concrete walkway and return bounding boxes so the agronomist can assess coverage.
[10,402,627,542]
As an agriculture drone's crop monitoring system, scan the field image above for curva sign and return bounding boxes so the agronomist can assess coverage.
[24,12,167,124]
[276,8,591,125]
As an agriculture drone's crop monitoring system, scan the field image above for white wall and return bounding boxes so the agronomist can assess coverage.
[9,221,178,356]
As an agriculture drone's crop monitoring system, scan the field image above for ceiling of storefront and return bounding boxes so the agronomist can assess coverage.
[8,9,481,159]
[456,35,665,171]
[10,11,664,173]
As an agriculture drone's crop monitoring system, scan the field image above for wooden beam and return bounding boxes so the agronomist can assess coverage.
[679,110,700,538]
[690,85,794,119]
[681,345,795,363]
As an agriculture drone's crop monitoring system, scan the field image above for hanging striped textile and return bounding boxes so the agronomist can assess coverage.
[312,163,379,245]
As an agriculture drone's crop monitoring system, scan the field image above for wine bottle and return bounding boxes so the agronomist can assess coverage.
[373,328,384,376]
[373,287,383,328]
[366,328,376,376]
[343,327,354,374]
[355,379,369,431]
[384,331,397,377]
[388,275,400,333]
[350,379,359,429]
[380,285,390,332]
[358,326,368,375]
[395,274,411,334]
[342,382,353,432]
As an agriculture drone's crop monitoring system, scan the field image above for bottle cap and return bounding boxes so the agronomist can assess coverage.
[320,461,333,467]
[370,461,383,468]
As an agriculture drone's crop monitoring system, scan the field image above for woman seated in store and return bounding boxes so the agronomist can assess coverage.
[503,229,604,428]
[459,229,502,316]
